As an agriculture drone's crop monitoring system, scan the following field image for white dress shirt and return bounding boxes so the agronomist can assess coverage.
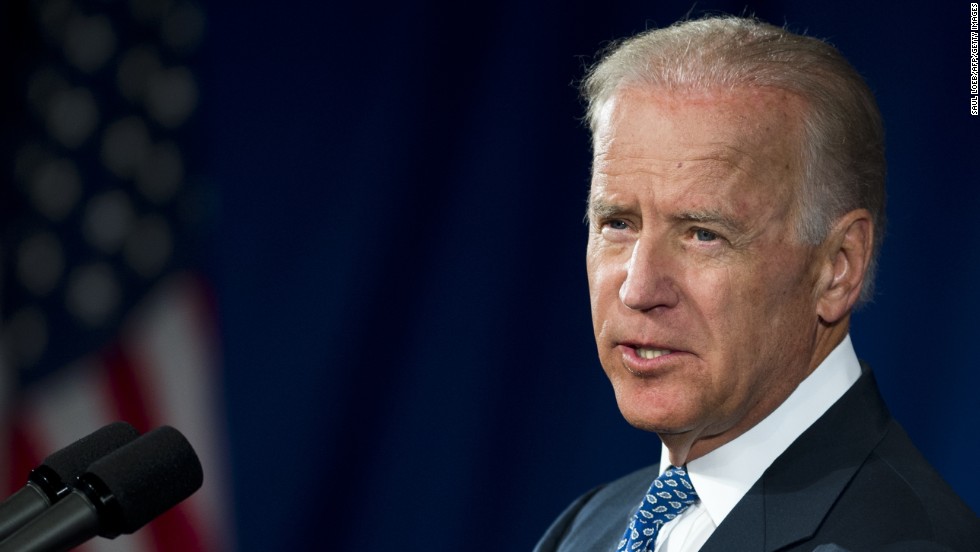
[653,335,863,552]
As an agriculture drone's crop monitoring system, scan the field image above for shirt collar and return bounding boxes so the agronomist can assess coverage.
[660,334,863,528]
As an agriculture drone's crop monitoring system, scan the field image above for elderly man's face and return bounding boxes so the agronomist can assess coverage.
[586,86,826,459]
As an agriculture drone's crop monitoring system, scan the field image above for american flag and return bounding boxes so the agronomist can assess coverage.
[1,1,232,550]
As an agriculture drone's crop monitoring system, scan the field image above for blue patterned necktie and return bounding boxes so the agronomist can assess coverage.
[617,465,699,552]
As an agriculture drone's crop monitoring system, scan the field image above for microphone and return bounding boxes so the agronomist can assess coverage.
[0,425,203,552]
[0,422,140,541]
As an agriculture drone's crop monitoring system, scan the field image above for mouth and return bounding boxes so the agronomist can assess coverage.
[616,342,687,376]
[635,347,672,359]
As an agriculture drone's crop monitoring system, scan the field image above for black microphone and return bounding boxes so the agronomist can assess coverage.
[0,422,140,541]
[0,425,203,552]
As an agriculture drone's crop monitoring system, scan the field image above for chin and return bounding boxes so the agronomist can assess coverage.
[615,395,696,435]
[606,365,706,433]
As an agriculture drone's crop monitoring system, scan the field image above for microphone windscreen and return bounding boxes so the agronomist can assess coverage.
[40,422,140,482]
[86,425,203,534]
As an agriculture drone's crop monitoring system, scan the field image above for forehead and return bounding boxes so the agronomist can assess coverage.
[591,85,807,202]
[596,85,805,155]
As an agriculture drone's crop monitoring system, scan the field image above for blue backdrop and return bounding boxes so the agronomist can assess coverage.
[204,1,980,550]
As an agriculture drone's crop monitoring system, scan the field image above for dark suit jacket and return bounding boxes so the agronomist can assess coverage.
[534,368,980,551]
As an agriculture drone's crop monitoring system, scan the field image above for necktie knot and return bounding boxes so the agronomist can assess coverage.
[617,465,699,552]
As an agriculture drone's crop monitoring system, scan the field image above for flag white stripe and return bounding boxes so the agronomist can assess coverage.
[25,359,117,459]
[124,274,233,552]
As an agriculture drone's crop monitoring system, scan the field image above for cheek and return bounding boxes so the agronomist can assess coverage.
[585,243,600,293]
[587,253,620,309]
[722,254,817,356]
[683,264,740,325]
[586,260,600,312]
[690,257,807,351]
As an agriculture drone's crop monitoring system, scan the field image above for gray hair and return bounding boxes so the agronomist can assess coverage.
[581,16,886,304]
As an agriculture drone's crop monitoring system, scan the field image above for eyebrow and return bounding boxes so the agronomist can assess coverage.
[587,197,746,235]
[584,197,628,223]
[672,209,745,235]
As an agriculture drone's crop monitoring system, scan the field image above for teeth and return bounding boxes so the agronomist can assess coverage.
[636,348,671,359]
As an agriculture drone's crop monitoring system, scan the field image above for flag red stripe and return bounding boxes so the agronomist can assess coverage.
[102,342,211,550]
[101,344,155,435]
[7,421,42,493]
[146,502,207,552]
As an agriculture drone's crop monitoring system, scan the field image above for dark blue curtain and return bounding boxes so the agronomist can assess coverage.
[205,2,980,550]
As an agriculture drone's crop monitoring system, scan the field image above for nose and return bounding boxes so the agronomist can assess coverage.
[619,235,680,311]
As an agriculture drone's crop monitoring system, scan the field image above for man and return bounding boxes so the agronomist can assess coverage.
[535,16,980,552]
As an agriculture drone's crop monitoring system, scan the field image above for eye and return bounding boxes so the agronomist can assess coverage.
[694,228,718,242]
[596,218,635,243]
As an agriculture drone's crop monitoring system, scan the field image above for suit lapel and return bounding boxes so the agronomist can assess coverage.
[699,486,766,552]
[700,367,892,551]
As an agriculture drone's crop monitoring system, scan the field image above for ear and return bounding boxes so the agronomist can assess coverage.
[815,209,874,324]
